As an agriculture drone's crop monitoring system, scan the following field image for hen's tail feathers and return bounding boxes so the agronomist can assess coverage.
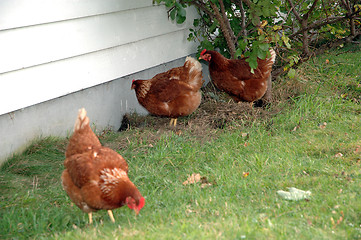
[184,56,203,89]
[269,48,276,64]
[74,108,90,131]
[261,49,277,76]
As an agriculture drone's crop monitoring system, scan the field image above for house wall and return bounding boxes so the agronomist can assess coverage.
[0,0,204,163]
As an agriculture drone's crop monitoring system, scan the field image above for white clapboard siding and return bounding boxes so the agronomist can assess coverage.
[0,5,196,74]
[0,2,199,116]
[0,29,197,115]
[0,0,153,30]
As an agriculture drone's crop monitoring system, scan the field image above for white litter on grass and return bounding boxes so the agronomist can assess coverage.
[277,187,311,201]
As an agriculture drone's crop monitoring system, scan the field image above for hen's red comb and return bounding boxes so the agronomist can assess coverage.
[200,49,207,56]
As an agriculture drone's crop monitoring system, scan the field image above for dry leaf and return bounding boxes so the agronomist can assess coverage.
[242,172,250,178]
[335,153,343,158]
[183,173,201,185]
[183,173,212,188]
[241,132,248,138]
[318,122,327,129]
[201,182,212,188]
[291,125,299,132]
[325,59,330,64]
[354,146,361,153]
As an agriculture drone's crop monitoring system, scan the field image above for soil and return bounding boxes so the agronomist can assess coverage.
[118,78,305,131]
[100,79,306,151]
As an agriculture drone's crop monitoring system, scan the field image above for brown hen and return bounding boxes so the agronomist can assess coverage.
[199,49,276,105]
[131,56,203,126]
[61,108,145,224]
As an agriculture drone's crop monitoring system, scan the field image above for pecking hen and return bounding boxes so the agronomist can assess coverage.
[199,49,276,105]
[61,108,145,224]
[131,56,203,126]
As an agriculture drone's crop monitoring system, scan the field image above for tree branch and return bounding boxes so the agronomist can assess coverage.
[304,0,320,20]
[209,0,237,58]
[288,15,348,38]
[219,0,237,44]
[286,0,302,22]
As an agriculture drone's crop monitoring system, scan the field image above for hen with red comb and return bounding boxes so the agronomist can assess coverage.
[62,108,145,224]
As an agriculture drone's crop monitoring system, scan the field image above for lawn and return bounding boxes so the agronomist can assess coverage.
[1,44,360,239]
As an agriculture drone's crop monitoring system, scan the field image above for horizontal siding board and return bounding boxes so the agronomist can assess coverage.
[0,0,153,30]
[0,5,198,73]
[0,29,197,115]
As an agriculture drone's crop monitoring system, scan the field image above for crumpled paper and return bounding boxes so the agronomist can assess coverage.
[277,187,311,201]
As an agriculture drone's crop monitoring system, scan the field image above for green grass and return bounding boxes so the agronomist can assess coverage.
[1,45,361,239]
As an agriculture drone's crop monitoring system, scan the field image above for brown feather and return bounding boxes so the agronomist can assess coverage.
[62,108,144,219]
[202,49,276,102]
[131,56,203,119]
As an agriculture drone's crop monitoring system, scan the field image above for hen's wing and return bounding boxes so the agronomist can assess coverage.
[63,147,130,210]
[228,51,275,81]
[65,147,128,188]
[148,78,195,102]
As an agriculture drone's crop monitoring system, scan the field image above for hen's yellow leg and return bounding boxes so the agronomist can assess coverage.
[107,210,115,223]
[169,118,177,127]
[88,212,93,224]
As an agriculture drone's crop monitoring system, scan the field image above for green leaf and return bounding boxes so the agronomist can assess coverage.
[193,19,199,27]
[169,8,176,20]
[257,49,267,59]
[176,4,186,18]
[209,21,218,33]
[288,68,296,79]
[176,14,186,24]
[246,54,258,71]
[165,0,174,7]
[237,40,247,52]
[259,43,270,51]
[235,48,244,58]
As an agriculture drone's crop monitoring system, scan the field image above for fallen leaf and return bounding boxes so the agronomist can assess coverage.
[336,216,343,225]
[243,172,250,178]
[354,146,361,153]
[244,142,248,147]
[318,122,327,129]
[183,173,212,188]
[183,173,201,185]
[325,59,330,64]
[148,144,154,148]
[291,125,299,132]
[201,182,212,188]
[334,153,343,158]
[241,132,248,138]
